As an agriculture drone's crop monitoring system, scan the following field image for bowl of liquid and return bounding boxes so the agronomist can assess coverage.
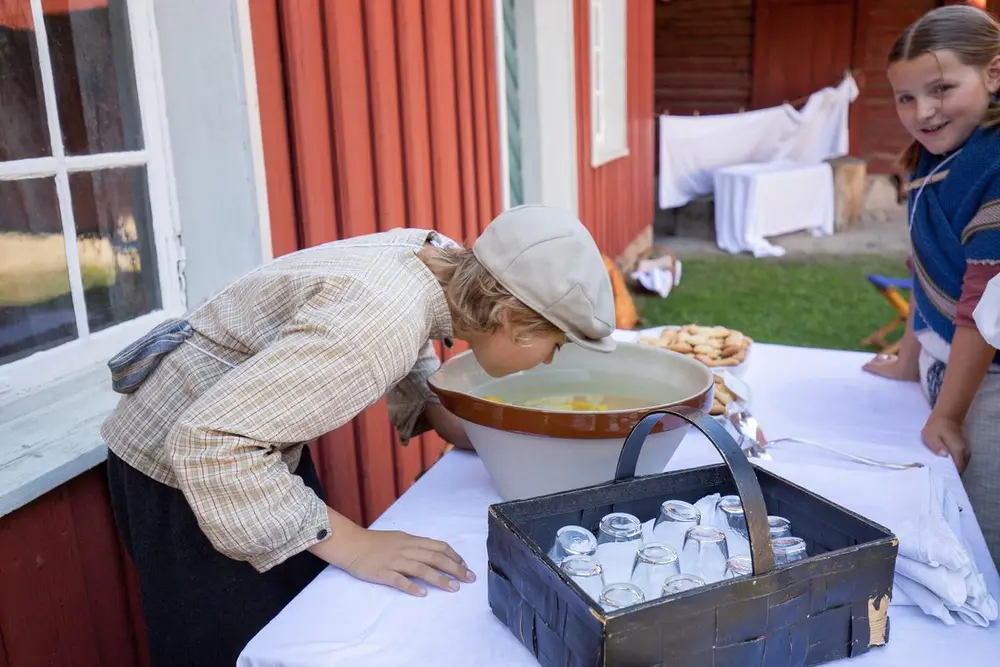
[427,341,714,500]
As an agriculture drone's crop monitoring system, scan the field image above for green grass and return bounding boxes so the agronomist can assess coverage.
[635,254,910,352]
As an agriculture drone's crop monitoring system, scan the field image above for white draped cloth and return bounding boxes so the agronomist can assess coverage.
[657,73,859,210]
[713,160,835,257]
[239,344,1000,667]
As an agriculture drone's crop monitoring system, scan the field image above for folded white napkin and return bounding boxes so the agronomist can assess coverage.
[632,259,682,300]
[756,459,997,627]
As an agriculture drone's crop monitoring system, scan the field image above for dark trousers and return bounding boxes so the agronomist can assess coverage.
[106,448,328,667]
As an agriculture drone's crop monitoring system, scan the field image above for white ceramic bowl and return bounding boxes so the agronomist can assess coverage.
[427,341,714,501]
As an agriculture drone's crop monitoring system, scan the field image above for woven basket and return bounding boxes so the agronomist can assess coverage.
[486,407,898,667]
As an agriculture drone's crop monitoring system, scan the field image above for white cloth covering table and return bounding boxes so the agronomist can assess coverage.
[239,344,1000,667]
[713,160,836,258]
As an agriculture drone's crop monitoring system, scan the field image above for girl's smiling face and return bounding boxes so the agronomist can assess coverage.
[888,49,1000,155]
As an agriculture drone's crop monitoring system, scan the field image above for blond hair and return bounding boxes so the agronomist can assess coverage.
[421,244,561,344]
[888,5,1000,173]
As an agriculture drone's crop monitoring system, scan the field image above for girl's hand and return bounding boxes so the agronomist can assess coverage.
[922,413,970,473]
[337,526,476,597]
[862,352,920,382]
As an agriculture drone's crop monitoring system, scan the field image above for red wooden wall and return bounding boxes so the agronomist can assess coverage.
[851,0,941,173]
[250,0,503,527]
[0,469,150,667]
[574,0,656,257]
[653,0,955,174]
[751,0,857,110]
[654,0,755,116]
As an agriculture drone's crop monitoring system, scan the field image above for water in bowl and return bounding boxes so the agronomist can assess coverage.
[473,369,683,412]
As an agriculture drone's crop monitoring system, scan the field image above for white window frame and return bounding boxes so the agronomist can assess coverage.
[0,0,183,404]
[589,0,628,167]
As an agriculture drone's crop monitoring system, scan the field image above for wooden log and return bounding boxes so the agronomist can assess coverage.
[827,156,867,232]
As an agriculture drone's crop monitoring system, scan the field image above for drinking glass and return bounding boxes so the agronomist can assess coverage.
[595,512,644,583]
[598,582,646,612]
[547,525,598,565]
[768,516,792,540]
[652,500,701,551]
[560,554,606,601]
[661,573,706,597]
[717,495,748,540]
[773,537,808,565]
[630,542,681,602]
[681,525,730,583]
[723,555,753,580]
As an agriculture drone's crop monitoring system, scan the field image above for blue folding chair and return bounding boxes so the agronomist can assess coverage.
[862,273,912,354]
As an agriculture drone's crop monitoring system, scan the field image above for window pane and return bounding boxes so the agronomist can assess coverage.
[71,166,160,332]
[0,1,54,160]
[44,0,142,155]
[0,177,77,365]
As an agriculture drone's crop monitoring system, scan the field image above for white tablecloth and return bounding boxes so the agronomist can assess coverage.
[714,160,835,258]
[239,344,1000,666]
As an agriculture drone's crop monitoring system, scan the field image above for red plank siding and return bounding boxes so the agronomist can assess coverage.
[752,0,856,110]
[276,0,367,527]
[365,0,420,501]
[0,469,147,667]
[249,0,299,257]
[655,0,755,115]
[324,0,397,526]
[853,0,939,174]
[252,0,502,521]
[575,0,656,257]
[395,0,439,489]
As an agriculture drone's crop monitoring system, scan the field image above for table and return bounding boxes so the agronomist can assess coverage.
[713,160,835,258]
[239,344,1000,666]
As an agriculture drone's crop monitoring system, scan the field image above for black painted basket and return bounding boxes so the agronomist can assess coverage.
[486,407,898,667]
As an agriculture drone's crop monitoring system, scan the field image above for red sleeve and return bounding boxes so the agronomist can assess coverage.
[956,261,1000,328]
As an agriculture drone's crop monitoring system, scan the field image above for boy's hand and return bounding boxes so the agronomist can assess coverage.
[309,507,476,596]
[337,527,476,597]
[424,402,474,450]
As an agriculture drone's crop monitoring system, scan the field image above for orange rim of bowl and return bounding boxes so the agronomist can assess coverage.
[427,348,715,440]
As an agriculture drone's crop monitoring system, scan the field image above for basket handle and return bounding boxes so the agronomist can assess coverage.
[614,406,776,575]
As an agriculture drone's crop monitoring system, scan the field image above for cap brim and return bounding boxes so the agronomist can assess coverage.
[566,332,616,353]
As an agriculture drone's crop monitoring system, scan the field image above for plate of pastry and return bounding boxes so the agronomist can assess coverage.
[636,324,753,378]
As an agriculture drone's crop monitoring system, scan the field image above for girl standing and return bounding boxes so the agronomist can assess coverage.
[863,5,1000,567]
[101,205,616,666]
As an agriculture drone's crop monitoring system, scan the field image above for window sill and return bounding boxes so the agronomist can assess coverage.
[0,363,118,518]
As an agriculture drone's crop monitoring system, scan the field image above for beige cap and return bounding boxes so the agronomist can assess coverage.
[473,205,616,352]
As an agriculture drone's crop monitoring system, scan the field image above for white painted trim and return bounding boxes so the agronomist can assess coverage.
[513,0,578,216]
[0,151,151,179]
[588,0,628,168]
[0,157,57,179]
[0,0,185,403]
[29,0,89,339]
[129,0,186,298]
[493,0,512,212]
[236,0,274,263]
[0,310,176,403]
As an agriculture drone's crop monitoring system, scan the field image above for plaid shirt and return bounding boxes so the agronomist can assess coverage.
[101,228,454,572]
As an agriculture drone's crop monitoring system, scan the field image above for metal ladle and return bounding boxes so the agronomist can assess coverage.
[724,400,923,471]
